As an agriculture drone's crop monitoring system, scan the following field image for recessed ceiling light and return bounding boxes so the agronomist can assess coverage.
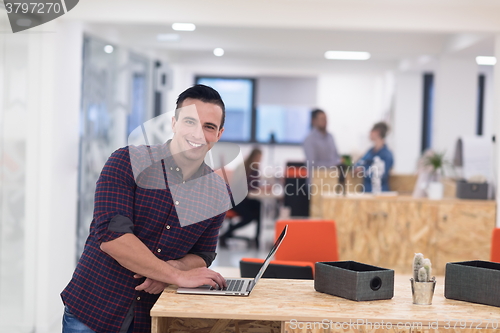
[157,33,180,42]
[104,45,114,54]
[324,51,371,60]
[172,23,196,31]
[476,56,496,66]
[213,48,224,57]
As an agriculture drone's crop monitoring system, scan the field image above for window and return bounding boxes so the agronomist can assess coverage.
[196,77,255,142]
[196,76,317,144]
[256,105,310,143]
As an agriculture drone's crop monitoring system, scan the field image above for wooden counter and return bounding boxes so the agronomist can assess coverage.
[319,194,496,275]
[151,276,500,333]
[309,171,418,218]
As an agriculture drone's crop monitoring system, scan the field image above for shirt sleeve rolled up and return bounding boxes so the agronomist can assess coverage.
[92,148,137,245]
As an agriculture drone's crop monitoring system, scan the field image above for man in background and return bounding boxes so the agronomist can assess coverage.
[303,109,341,180]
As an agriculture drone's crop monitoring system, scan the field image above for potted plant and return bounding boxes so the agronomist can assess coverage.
[425,151,446,200]
[410,253,436,305]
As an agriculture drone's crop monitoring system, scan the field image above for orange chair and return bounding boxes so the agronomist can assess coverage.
[491,228,500,263]
[240,220,339,279]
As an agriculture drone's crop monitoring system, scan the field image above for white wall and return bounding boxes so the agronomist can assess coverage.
[33,20,83,333]
[392,72,423,173]
[494,34,500,227]
[316,71,394,160]
[0,19,83,333]
[433,56,478,157]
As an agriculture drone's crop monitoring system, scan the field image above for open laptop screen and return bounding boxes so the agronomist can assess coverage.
[253,225,288,284]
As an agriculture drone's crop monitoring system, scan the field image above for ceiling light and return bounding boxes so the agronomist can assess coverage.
[324,51,371,60]
[476,56,496,66]
[172,23,196,31]
[213,48,224,57]
[157,33,180,42]
[104,45,114,54]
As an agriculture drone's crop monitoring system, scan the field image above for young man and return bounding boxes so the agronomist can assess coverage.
[61,85,230,333]
[303,109,341,179]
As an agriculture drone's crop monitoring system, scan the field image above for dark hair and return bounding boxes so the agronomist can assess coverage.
[310,108,325,128]
[175,84,226,129]
[372,122,389,139]
[244,147,262,177]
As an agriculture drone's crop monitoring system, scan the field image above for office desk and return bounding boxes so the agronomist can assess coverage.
[150,275,500,333]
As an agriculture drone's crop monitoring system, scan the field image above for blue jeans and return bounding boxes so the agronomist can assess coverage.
[62,306,134,333]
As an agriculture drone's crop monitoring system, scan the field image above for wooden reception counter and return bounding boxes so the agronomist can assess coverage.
[318,194,496,275]
[308,170,496,275]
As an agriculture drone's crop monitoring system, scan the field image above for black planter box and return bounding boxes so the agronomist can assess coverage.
[314,261,394,301]
[445,260,500,307]
[456,180,488,200]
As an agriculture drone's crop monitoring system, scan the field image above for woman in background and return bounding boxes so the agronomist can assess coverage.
[219,148,262,247]
[354,122,394,192]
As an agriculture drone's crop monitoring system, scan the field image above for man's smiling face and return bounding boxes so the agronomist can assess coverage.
[170,98,224,164]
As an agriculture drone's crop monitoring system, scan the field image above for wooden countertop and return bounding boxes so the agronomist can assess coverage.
[321,193,496,206]
[151,275,500,328]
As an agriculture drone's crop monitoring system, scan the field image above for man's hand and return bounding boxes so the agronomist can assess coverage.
[134,274,168,294]
[175,267,227,289]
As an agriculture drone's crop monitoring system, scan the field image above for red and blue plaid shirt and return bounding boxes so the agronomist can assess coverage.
[61,143,230,333]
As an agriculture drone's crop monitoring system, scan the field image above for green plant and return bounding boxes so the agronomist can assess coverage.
[413,253,433,282]
[424,151,446,172]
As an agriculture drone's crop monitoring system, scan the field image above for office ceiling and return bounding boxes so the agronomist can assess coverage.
[65,0,498,65]
[85,23,494,64]
[67,0,500,32]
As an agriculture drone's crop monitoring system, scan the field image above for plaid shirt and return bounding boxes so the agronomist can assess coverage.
[61,142,230,333]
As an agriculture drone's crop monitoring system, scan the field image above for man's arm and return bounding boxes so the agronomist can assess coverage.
[167,254,207,271]
[330,134,342,166]
[95,148,225,289]
[100,234,225,288]
[303,135,316,180]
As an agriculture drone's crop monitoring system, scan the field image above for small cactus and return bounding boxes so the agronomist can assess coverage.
[423,258,432,281]
[413,253,424,280]
[413,253,433,282]
[418,267,428,282]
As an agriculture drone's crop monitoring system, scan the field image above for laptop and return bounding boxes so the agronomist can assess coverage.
[177,225,288,296]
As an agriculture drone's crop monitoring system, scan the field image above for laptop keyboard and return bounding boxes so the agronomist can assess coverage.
[211,279,243,291]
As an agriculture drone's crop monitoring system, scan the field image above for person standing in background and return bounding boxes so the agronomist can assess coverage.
[303,109,341,181]
[354,122,394,192]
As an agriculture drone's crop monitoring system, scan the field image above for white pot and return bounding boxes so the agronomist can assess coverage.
[427,182,443,200]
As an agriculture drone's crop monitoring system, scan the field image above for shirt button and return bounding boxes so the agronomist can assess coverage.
[175,201,179,205]
[157,248,162,253]
[166,225,171,229]
[137,297,141,301]
[176,167,180,171]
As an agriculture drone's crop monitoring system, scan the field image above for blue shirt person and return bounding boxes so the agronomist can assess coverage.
[354,122,394,193]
